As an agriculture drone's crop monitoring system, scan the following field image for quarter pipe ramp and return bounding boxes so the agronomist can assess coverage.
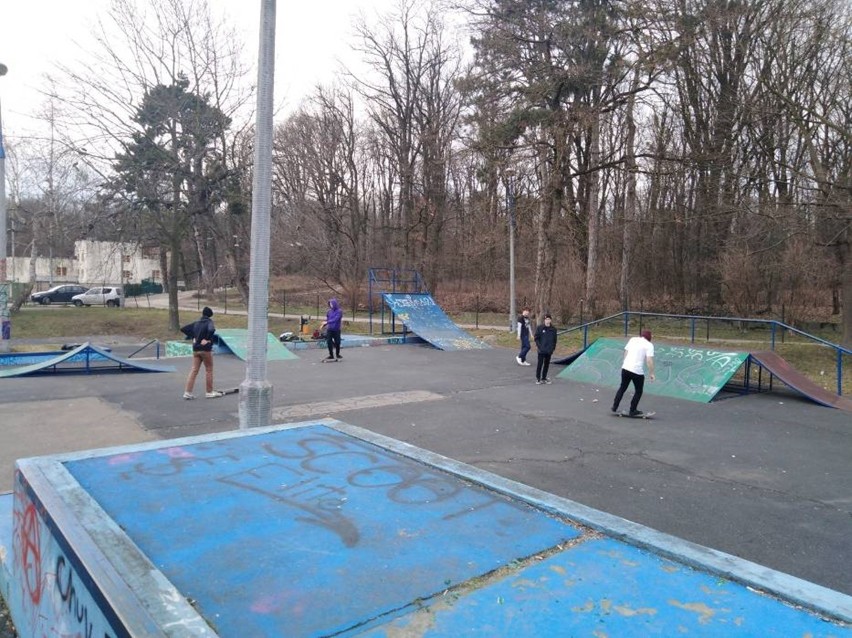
[557,338,749,403]
[382,293,489,351]
[749,351,852,412]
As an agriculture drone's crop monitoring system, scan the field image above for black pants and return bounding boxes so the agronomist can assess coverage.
[536,352,552,381]
[613,369,645,412]
[326,329,341,358]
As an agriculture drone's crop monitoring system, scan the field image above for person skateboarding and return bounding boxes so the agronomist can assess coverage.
[534,314,557,384]
[181,306,224,399]
[612,329,655,416]
[516,307,533,366]
[321,298,343,361]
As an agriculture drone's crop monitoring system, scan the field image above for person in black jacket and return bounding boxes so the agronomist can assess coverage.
[181,306,223,399]
[534,314,557,385]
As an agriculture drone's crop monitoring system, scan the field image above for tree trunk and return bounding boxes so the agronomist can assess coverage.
[620,67,641,311]
[585,110,601,314]
[168,235,181,332]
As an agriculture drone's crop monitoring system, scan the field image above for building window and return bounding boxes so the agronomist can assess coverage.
[123,255,132,263]
[151,270,161,280]
[55,266,67,277]
[122,270,133,280]
[142,246,160,259]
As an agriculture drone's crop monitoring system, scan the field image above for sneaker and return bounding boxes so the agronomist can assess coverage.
[543,378,552,384]
[205,391,225,399]
[535,380,542,385]
[183,392,195,400]
[522,361,531,366]
[516,356,523,365]
[611,405,618,413]
[336,355,342,360]
[629,410,644,417]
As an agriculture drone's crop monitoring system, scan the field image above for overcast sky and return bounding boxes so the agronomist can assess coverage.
[0,0,401,139]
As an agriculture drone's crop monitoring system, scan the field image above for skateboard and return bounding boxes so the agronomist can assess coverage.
[612,411,656,419]
[321,357,343,363]
[212,388,239,396]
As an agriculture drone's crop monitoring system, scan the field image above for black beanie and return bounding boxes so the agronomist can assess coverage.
[202,306,213,317]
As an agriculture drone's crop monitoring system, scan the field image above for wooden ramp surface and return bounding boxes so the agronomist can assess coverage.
[750,351,852,412]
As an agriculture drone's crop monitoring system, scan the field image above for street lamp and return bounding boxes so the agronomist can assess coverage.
[0,62,10,352]
[239,0,276,429]
[506,170,517,333]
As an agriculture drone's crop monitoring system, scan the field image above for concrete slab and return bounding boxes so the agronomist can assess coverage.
[2,420,848,637]
[362,538,847,636]
[59,423,578,636]
[0,398,157,492]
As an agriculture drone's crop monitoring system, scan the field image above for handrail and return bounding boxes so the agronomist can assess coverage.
[558,311,849,396]
[127,339,160,359]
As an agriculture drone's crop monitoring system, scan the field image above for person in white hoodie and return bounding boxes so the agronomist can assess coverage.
[611,329,655,416]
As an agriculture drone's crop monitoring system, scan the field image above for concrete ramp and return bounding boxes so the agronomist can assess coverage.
[557,338,748,403]
[0,342,174,377]
[382,293,489,351]
[749,351,852,412]
[215,329,298,361]
[1,420,847,636]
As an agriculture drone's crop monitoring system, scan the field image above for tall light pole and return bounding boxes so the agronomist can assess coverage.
[506,172,517,333]
[0,62,10,353]
[239,0,276,429]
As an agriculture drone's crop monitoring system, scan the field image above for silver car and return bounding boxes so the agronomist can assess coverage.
[72,287,123,307]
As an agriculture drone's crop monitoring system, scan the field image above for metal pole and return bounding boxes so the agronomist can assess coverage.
[507,177,516,332]
[239,0,276,429]
[0,63,11,353]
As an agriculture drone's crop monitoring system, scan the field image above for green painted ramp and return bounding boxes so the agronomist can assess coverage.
[557,338,748,403]
[215,329,298,361]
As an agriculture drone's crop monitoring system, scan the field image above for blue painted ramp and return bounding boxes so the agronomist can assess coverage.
[0,342,174,377]
[382,293,489,351]
[3,421,849,637]
[363,538,848,637]
[61,425,576,637]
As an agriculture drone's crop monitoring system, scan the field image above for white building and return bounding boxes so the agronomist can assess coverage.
[7,240,161,288]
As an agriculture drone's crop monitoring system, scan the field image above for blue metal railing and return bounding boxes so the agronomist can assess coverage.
[559,311,850,396]
[368,268,426,336]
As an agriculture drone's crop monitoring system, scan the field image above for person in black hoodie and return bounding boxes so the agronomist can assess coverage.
[181,306,222,399]
[534,314,558,384]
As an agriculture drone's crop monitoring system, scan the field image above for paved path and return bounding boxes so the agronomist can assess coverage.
[1,341,850,634]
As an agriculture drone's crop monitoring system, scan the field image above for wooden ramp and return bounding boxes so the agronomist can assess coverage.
[749,351,852,412]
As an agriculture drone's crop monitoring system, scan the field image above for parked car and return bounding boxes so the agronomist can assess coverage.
[72,287,123,307]
[30,284,89,305]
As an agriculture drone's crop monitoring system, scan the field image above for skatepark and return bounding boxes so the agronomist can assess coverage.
[0,296,851,636]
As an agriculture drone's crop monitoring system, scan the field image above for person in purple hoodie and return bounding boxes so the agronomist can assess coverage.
[320,298,343,361]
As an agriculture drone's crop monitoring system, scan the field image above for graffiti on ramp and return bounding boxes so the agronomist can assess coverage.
[383,294,489,351]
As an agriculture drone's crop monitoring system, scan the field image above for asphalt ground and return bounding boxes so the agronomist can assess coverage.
[1,340,850,635]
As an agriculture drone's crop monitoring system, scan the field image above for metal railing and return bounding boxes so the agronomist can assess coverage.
[127,339,161,359]
[560,311,850,396]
